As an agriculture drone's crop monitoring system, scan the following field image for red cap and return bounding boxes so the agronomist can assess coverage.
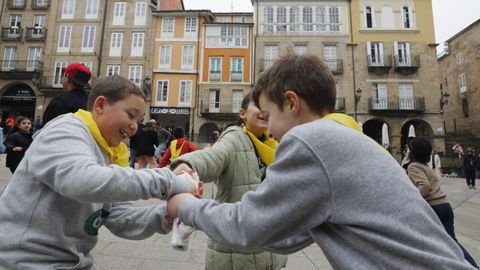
[64,63,92,88]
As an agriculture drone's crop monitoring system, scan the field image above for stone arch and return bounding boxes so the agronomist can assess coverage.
[363,118,389,146]
[0,83,37,119]
[198,122,220,144]
[400,119,434,155]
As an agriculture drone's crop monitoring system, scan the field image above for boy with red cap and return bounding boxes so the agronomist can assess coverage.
[42,63,92,125]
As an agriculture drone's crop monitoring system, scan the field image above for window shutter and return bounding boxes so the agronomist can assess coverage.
[393,42,398,56]
[371,7,376,28]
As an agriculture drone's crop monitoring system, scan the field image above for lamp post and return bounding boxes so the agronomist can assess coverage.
[440,91,450,112]
[354,88,362,121]
[143,76,151,99]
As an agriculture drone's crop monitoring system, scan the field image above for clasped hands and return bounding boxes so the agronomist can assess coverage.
[167,163,203,219]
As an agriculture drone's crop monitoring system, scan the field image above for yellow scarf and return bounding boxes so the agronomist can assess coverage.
[242,125,278,166]
[323,113,362,132]
[169,139,185,162]
[74,109,129,167]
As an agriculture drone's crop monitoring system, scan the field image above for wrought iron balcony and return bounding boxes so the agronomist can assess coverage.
[1,27,23,41]
[230,71,243,82]
[367,55,392,74]
[7,0,26,9]
[393,55,420,74]
[368,97,425,113]
[334,97,345,112]
[0,60,43,80]
[31,0,49,9]
[325,59,343,74]
[200,99,240,120]
[208,71,221,82]
[25,27,47,41]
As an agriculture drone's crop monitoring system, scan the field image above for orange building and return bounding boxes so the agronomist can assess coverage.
[195,12,254,145]
[151,8,214,135]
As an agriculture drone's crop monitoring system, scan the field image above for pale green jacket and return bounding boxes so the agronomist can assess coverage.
[172,125,287,270]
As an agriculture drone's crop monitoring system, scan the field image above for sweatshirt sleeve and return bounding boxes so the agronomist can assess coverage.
[407,164,431,197]
[104,201,172,239]
[178,134,333,252]
[26,119,192,203]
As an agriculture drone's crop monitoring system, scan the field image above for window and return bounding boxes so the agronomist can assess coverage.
[134,2,147,25]
[27,47,42,71]
[264,45,278,69]
[394,42,410,66]
[230,57,243,82]
[459,73,467,93]
[33,15,46,28]
[364,6,375,28]
[181,45,194,69]
[36,0,49,7]
[232,90,243,112]
[131,32,144,57]
[205,25,248,48]
[276,7,287,32]
[2,47,16,71]
[401,6,412,28]
[329,7,339,31]
[209,89,220,112]
[57,26,72,52]
[367,42,384,66]
[128,65,142,86]
[456,52,464,64]
[316,7,326,31]
[294,44,307,55]
[162,17,174,36]
[53,62,67,86]
[109,32,123,57]
[107,65,120,76]
[324,45,337,70]
[159,45,171,68]
[263,7,274,33]
[399,83,414,109]
[62,0,75,19]
[156,80,169,104]
[372,83,387,109]
[179,80,192,106]
[81,26,96,52]
[8,15,21,37]
[85,0,98,19]
[290,7,300,32]
[185,17,197,34]
[113,2,126,25]
[209,57,222,81]
[303,7,313,31]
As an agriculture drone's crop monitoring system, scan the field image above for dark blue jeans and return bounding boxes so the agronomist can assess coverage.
[129,148,138,168]
[431,203,478,268]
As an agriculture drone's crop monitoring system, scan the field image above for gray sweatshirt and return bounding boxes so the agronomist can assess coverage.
[0,115,192,269]
[179,119,475,270]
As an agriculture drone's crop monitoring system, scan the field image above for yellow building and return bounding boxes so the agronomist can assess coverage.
[151,8,214,136]
[194,12,254,144]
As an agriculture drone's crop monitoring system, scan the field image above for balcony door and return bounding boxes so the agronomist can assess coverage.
[372,83,387,109]
[27,47,41,71]
[209,89,220,113]
[399,83,414,110]
[368,42,383,66]
[395,42,410,66]
[324,45,337,70]
[2,47,16,71]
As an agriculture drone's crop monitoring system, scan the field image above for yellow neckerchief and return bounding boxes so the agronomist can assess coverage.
[323,113,362,132]
[169,139,185,161]
[73,109,129,167]
[242,125,278,166]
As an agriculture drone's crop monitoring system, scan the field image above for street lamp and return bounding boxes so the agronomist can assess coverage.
[440,91,449,112]
[354,88,362,120]
[143,76,151,98]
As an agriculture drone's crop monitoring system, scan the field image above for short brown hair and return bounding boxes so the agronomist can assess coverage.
[252,52,336,115]
[87,75,146,110]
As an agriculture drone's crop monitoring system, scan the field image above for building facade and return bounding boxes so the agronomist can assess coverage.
[438,19,480,137]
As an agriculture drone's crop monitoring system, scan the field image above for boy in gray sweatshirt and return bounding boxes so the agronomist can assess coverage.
[166,53,476,269]
[0,76,197,269]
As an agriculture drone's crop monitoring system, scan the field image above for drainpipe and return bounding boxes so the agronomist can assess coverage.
[252,0,258,83]
[348,0,358,120]
[191,12,202,141]
[97,0,109,78]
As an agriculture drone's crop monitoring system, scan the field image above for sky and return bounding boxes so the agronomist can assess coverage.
[182,0,480,53]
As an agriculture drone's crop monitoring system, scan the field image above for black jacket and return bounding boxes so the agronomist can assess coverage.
[42,88,88,125]
[4,131,33,169]
[136,127,159,156]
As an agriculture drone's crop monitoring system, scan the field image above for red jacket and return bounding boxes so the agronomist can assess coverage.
[159,137,197,168]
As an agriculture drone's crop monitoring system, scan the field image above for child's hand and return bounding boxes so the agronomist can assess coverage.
[178,172,199,196]
[173,163,194,175]
[13,147,22,152]
[167,193,195,218]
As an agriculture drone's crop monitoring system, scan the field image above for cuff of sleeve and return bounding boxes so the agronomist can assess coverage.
[171,172,192,196]
[178,196,199,226]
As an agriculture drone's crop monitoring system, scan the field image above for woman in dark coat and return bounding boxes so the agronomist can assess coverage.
[4,116,33,173]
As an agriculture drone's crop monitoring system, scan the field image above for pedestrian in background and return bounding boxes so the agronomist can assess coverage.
[159,127,196,168]
[0,115,6,154]
[463,148,478,189]
[4,116,33,173]
[154,123,172,161]
[407,137,478,268]
[42,63,91,125]
[136,120,159,169]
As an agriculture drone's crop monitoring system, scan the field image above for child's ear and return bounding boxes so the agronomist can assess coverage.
[284,90,300,113]
[93,96,107,114]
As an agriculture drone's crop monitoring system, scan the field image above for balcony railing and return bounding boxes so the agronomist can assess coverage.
[368,97,425,112]
[31,0,49,9]
[1,27,23,41]
[209,71,221,82]
[230,71,243,82]
[200,99,240,120]
[7,0,26,9]
[334,97,345,112]
[0,60,43,80]
[367,55,392,74]
[325,59,343,74]
[25,27,47,41]
[393,55,420,74]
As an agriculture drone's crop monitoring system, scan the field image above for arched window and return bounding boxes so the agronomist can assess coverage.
[303,7,313,31]
[263,7,274,33]
[277,7,287,32]
[289,7,300,32]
